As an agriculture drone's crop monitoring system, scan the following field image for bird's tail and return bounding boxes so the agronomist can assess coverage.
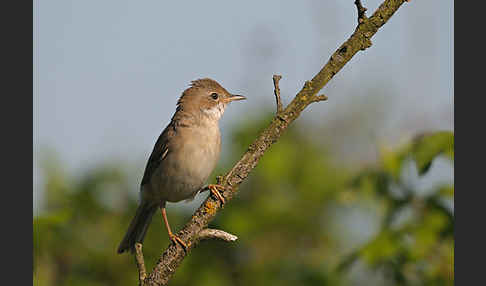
[117,202,158,254]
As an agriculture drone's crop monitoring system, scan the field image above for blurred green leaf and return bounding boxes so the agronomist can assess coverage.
[381,146,407,179]
[411,131,454,175]
[438,185,454,197]
[360,231,402,265]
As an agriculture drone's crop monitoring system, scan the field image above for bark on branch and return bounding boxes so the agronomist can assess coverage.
[140,0,409,285]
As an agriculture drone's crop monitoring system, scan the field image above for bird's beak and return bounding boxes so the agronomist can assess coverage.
[226,94,246,103]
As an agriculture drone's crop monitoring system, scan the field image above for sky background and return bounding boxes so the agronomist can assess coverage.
[33,0,454,213]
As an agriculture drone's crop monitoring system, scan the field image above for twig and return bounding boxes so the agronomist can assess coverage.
[273,75,283,114]
[355,0,368,24]
[197,228,238,242]
[310,94,329,103]
[135,243,147,285]
[142,1,409,285]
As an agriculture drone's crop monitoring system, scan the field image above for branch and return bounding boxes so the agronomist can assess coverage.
[142,0,409,285]
[354,0,368,24]
[197,228,238,242]
[273,75,283,114]
[134,243,147,285]
[310,94,328,103]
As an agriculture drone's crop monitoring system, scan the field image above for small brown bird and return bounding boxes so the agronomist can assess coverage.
[117,78,246,254]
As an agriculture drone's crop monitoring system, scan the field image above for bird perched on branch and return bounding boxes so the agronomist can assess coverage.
[117,78,246,254]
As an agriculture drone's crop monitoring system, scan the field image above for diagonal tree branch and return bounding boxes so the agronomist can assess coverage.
[141,0,409,285]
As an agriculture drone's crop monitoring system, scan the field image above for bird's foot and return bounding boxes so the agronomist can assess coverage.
[208,184,226,205]
[169,233,187,250]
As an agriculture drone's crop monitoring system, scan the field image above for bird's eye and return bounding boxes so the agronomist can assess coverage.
[211,93,219,100]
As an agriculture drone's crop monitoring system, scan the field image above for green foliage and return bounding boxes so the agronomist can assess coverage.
[341,131,454,285]
[34,118,453,286]
[381,131,454,179]
[411,131,454,175]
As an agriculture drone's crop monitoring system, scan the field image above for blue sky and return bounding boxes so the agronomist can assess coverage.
[34,0,453,212]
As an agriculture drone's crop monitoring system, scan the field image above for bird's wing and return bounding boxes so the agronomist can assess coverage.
[140,123,174,186]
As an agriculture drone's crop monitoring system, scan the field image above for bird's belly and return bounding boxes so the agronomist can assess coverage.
[151,137,220,203]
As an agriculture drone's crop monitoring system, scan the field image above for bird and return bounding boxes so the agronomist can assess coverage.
[117,78,246,254]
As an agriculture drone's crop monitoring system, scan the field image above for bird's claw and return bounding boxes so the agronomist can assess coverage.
[208,184,226,205]
[169,233,187,250]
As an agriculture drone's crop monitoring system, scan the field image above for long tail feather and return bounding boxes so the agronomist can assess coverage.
[117,203,158,254]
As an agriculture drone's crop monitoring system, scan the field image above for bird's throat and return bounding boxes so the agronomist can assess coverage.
[201,103,226,121]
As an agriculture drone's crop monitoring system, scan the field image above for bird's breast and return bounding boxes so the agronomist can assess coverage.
[152,123,221,202]
[177,126,221,179]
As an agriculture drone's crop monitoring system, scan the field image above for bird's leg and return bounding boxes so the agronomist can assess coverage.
[207,184,226,205]
[160,206,187,249]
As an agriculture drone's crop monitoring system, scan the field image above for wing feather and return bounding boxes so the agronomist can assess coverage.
[140,123,175,186]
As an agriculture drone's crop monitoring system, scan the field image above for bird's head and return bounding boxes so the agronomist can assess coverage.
[176,78,246,121]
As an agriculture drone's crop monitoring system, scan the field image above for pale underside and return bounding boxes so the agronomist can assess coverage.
[141,107,223,203]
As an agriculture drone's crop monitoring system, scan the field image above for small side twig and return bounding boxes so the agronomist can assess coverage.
[135,243,147,284]
[354,0,368,24]
[197,228,238,242]
[273,75,283,114]
[310,94,329,103]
